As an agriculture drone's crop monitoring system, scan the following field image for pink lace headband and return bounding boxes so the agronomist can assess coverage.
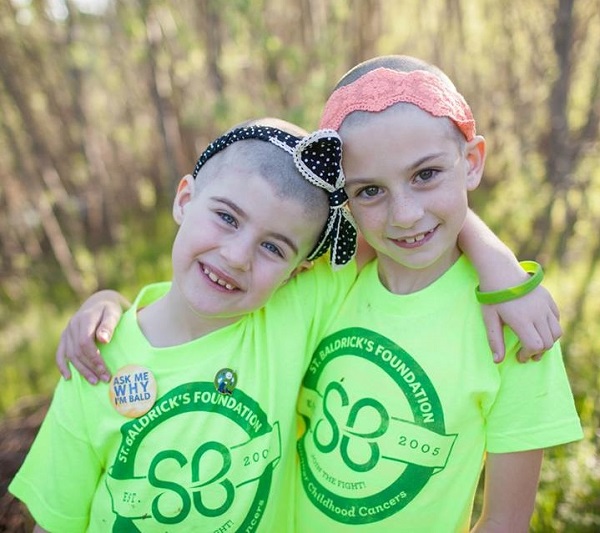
[319,68,476,141]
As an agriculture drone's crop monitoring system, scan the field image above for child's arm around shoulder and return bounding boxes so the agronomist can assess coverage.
[56,289,130,384]
[459,210,562,363]
[471,450,543,533]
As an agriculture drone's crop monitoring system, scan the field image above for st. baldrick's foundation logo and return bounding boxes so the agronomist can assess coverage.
[297,327,457,524]
[106,382,280,532]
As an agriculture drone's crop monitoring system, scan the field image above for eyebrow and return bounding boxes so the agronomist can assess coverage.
[212,196,299,255]
[411,152,447,168]
[345,151,449,185]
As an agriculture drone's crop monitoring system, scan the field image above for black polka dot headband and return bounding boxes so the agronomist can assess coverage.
[191,125,357,268]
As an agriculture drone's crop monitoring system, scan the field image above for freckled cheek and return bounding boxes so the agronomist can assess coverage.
[349,204,385,230]
[434,193,467,220]
[348,200,367,221]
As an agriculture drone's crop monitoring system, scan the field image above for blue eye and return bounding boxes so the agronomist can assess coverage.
[416,169,437,182]
[262,242,284,258]
[218,212,237,227]
[358,186,381,198]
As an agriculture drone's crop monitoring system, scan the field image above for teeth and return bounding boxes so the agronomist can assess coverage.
[203,267,236,291]
[216,278,235,290]
[404,233,426,244]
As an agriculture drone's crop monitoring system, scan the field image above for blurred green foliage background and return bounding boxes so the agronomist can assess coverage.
[0,0,598,530]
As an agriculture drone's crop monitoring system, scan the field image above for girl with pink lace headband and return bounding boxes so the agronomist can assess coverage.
[318,67,476,141]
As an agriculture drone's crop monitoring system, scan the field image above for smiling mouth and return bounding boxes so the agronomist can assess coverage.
[403,232,429,244]
[404,228,434,243]
[202,266,237,291]
[392,228,435,247]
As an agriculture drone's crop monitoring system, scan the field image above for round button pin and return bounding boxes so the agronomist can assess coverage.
[214,368,237,395]
[109,365,157,418]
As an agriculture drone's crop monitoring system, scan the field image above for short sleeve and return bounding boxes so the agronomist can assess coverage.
[486,341,583,453]
[9,374,102,532]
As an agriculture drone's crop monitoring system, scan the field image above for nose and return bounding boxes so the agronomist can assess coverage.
[388,190,424,229]
[220,236,252,272]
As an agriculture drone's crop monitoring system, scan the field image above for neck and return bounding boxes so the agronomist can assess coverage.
[375,247,461,294]
[137,286,239,347]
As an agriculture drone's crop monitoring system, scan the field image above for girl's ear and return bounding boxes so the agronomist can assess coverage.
[173,175,195,225]
[287,260,315,281]
[465,135,486,191]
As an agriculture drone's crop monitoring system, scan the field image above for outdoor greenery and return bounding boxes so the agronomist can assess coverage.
[0,0,598,529]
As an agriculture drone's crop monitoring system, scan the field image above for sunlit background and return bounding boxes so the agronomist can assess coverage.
[1,0,598,530]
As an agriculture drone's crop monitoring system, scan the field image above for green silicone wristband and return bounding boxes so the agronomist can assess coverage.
[475,260,544,304]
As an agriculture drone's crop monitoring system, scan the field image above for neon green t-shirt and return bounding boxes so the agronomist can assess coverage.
[10,258,355,533]
[296,256,583,532]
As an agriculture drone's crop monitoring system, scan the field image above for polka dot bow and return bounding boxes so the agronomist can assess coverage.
[192,125,357,268]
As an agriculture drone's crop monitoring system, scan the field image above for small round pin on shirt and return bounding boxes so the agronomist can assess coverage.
[214,368,237,395]
[109,365,157,418]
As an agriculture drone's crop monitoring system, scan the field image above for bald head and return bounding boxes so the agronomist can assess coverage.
[194,117,330,222]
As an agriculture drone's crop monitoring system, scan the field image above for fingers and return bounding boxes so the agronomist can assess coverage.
[548,305,562,340]
[69,318,101,382]
[511,317,555,363]
[75,307,121,382]
[516,311,562,363]
[68,346,104,384]
[55,312,114,385]
[54,290,127,384]
[66,315,107,384]
[481,307,506,363]
[55,319,101,384]
[515,331,546,363]
[489,284,563,364]
[549,295,561,322]
[56,332,72,380]
[96,305,121,345]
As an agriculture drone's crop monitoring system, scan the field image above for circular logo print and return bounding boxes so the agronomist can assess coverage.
[297,327,456,524]
[107,382,280,531]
